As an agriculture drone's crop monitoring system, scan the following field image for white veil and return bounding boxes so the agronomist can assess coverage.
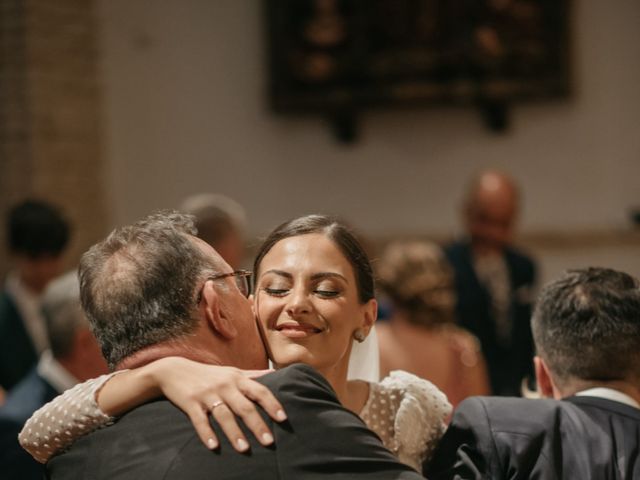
[347,326,380,382]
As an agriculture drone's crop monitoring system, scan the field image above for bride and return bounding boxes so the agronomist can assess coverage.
[21,215,451,471]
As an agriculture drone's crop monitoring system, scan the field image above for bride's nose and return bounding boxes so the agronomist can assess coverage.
[285,287,311,316]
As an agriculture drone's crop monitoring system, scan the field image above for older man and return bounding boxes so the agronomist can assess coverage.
[445,170,537,395]
[47,212,421,480]
[425,267,640,479]
[0,272,107,479]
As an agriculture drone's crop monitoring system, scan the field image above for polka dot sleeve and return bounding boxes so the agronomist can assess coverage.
[359,370,452,471]
[18,371,125,463]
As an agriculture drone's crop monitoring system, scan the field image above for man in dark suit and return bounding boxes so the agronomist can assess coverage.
[445,171,536,395]
[424,267,640,479]
[0,199,70,392]
[48,212,422,480]
[0,272,107,479]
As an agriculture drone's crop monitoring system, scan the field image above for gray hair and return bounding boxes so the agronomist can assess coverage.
[79,211,223,369]
[41,271,87,358]
[180,193,246,247]
[532,267,640,386]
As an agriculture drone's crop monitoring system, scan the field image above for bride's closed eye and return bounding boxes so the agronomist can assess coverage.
[262,285,290,297]
[313,289,340,298]
[313,281,342,298]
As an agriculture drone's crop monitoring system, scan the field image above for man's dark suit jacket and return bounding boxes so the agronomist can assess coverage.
[424,395,640,479]
[0,368,59,479]
[48,363,423,480]
[444,241,536,395]
[0,290,39,390]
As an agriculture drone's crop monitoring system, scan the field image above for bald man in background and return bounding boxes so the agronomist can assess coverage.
[180,193,247,269]
[445,171,537,396]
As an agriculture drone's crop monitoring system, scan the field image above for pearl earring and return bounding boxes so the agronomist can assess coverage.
[353,329,366,343]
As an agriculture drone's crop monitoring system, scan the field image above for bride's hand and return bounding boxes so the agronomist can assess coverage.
[99,357,286,452]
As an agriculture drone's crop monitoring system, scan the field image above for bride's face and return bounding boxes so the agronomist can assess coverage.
[254,233,375,376]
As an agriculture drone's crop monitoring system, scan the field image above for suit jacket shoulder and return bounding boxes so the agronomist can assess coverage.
[49,363,422,480]
[425,395,640,480]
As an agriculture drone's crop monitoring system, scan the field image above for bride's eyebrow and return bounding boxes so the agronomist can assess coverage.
[261,269,292,279]
[311,272,348,283]
[261,270,348,283]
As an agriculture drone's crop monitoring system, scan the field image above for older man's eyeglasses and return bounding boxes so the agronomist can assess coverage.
[200,270,252,300]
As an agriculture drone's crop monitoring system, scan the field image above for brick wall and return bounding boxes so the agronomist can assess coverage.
[0,0,109,278]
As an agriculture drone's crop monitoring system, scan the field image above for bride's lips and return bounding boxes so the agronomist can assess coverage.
[274,322,324,339]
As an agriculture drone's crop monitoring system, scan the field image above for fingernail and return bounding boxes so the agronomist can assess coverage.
[261,432,274,445]
[276,409,287,421]
[236,438,249,451]
[207,438,218,450]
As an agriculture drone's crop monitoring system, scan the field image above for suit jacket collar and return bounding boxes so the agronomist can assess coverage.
[565,394,640,419]
[575,387,640,409]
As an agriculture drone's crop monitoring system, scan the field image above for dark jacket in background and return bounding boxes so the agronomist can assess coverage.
[0,291,39,391]
[444,241,536,395]
[48,363,423,480]
[424,395,640,479]
[0,368,59,480]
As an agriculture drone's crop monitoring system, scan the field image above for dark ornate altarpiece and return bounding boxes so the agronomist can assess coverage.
[265,0,570,139]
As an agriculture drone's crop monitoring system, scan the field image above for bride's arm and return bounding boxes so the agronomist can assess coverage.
[99,357,286,451]
[20,357,286,462]
[19,372,123,463]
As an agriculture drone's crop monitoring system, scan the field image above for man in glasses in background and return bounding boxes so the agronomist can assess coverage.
[47,211,421,480]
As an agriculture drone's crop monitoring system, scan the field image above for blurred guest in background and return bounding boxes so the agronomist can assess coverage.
[445,170,536,395]
[180,193,247,269]
[377,241,490,408]
[0,200,70,392]
[0,271,108,479]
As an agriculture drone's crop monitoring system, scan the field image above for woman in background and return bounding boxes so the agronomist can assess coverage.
[376,241,490,408]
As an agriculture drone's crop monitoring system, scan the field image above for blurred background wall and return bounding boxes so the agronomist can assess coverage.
[1,0,639,284]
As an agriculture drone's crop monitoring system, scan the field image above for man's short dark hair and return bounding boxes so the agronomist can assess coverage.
[79,211,223,369]
[8,199,70,257]
[532,267,640,385]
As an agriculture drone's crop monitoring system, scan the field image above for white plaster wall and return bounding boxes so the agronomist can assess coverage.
[96,0,640,282]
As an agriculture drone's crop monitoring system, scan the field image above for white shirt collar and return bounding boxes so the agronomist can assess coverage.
[5,272,49,353]
[575,387,640,409]
[36,350,79,393]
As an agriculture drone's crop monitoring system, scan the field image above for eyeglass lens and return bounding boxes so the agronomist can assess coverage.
[235,275,250,297]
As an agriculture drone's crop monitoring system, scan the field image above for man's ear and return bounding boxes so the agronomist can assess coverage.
[534,356,555,398]
[201,281,237,339]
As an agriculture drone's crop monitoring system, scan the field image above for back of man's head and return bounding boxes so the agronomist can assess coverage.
[532,267,640,389]
[42,272,85,359]
[42,271,107,380]
[8,199,70,258]
[79,212,221,370]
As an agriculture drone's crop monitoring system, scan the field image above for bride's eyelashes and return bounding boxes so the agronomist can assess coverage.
[263,287,289,297]
[260,283,342,299]
[313,288,340,298]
